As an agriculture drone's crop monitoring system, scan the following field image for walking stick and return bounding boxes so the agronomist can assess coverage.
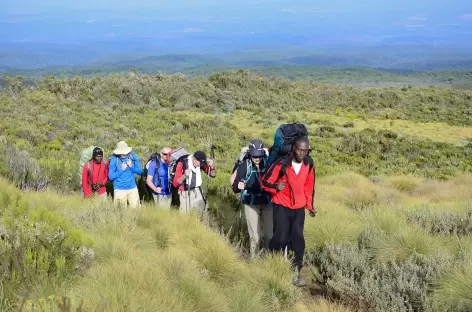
[203,144,216,213]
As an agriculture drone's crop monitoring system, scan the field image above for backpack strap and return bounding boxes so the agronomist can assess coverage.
[277,156,290,180]
[153,158,161,187]
[87,160,93,185]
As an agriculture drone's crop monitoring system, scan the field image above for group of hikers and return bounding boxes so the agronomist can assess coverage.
[80,123,316,286]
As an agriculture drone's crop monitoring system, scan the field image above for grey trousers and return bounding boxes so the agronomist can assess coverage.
[152,194,172,209]
[244,203,273,259]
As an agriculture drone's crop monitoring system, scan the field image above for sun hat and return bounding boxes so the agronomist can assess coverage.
[113,141,132,155]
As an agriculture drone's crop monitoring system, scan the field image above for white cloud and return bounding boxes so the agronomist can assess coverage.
[406,15,426,21]
[281,8,333,13]
[460,13,472,21]
[404,24,425,28]
[86,20,95,23]
[180,28,204,33]
[0,18,28,23]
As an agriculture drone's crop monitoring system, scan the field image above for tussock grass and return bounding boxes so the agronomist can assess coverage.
[384,175,424,193]
[319,173,401,210]
[411,174,472,203]
[5,171,472,311]
[305,202,363,250]
[69,207,302,312]
[300,111,472,144]
[433,262,472,312]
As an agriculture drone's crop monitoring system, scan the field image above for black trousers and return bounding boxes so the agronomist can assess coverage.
[269,203,305,271]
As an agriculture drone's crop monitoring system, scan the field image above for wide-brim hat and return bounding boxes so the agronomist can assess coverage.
[113,141,132,155]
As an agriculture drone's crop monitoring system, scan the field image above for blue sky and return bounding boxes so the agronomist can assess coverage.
[1,0,471,47]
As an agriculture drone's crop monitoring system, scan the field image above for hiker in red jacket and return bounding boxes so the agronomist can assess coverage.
[82,147,109,199]
[261,136,316,287]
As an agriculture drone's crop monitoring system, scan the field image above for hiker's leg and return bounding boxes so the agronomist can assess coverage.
[114,189,128,208]
[156,194,172,210]
[192,189,206,220]
[261,203,273,251]
[128,187,140,209]
[244,204,260,259]
[290,208,306,272]
[179,191,189,214]
[152,194,159,206]
[270,204,290,254]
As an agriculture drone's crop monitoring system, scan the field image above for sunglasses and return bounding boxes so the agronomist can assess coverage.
[251,156,263,159]
[161,153,169,156]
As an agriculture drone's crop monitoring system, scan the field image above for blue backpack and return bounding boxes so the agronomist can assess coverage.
[267,123,308,166]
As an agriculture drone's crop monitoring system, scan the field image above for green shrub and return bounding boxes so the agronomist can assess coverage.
[406,207,472,236]
[309,243,452,312]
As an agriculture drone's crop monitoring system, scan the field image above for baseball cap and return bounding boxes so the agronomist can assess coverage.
[193,151,208,168]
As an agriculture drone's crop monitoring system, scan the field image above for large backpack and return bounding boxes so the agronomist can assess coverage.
[168,147,190,191]
[266,123,308,166]
[79,145,102,184]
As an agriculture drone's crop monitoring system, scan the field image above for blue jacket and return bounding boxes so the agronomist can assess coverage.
[147,159,170,195]
[108,152,143,190]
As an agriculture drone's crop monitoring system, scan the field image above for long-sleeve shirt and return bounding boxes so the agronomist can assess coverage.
[108,153,143,190]
[82,161,109,197]
[261,156,315,210]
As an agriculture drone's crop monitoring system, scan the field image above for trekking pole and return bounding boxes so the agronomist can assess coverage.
[204,144,216,213]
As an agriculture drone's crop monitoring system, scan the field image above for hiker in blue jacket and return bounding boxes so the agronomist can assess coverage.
[146,146,172,209]
[108,141,143,209]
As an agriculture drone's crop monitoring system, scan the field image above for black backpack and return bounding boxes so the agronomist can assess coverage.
[267,123,308,166]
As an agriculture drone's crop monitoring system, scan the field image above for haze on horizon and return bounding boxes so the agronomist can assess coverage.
[1,0,471,47]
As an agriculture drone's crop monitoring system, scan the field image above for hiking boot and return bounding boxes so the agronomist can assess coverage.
[294,274,306,287]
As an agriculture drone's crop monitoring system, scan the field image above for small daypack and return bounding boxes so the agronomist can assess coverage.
[267,123,308,166]
[168,147,190,191]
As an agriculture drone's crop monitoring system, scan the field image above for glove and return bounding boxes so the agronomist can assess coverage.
[238,147,249,161]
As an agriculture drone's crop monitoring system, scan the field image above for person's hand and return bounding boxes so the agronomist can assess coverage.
[308,209,316,218]
[263,147,269,155]
[276,181,286,191]
[238,181,245,190]
[207,159,214,168]
[121,162,127,170]
[155,187,162,193]
[184,169,192,177]
[126,159,132,167]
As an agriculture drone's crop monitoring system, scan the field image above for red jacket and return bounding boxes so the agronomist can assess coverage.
[82,161,109,197]
[261,156,315,210]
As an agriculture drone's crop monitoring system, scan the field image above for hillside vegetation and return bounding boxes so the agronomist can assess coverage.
[1,70,472,311]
